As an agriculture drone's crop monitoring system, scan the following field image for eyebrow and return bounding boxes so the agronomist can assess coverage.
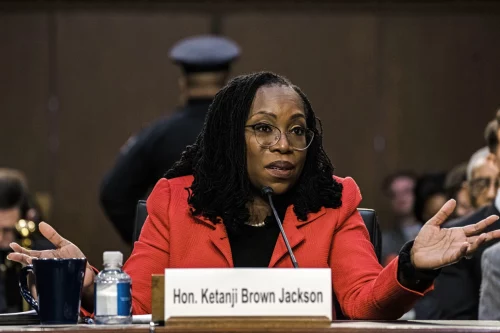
[249,111,306,120]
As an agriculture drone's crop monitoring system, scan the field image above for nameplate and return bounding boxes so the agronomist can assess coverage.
[164,268,332,321]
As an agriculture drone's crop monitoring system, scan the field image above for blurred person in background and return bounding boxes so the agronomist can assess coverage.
[0,170,28,251]
[478,118,500,320]
[444,163,472,218]
[100,35,240,244]
[425,112,500,319]
[381,171,419,266]
[466,147,499,209]
[479,239,500,319]
[414,158,492,319]
[0,168,51,313]
[384,171,448,266]
[414,172,448,224]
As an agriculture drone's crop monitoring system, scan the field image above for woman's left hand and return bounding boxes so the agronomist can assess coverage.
[411,199,500,270]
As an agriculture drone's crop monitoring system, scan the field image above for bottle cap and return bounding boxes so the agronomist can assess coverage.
[103,251,123,266]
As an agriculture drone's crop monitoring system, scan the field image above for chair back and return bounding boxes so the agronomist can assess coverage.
[132,200,147,244]
[357,208,382,263]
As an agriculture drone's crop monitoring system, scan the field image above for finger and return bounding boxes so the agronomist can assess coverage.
[465,233,488,257]
[460,242,469,256]
[465,230,500,248]
[10,243,47,260]
[486,229,500,239]
[27,250,43,258]
[9,243,31,255]
[476,229,500,244]
[427,199,456,226]
[39,222,70,248]
[451,242,470,263]
[466,236,479,244]
[463,215,500,236]
[6,252,33,266]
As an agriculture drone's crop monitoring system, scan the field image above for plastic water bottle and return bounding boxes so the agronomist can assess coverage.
[94,251,132,324]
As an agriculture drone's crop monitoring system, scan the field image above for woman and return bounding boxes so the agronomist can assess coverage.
[8,72,500,319]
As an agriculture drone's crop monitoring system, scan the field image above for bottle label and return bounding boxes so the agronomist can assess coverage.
[95,282,131,316]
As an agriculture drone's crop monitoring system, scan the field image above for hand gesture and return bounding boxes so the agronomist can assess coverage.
[411,200,500,270]
[7,222,95,288]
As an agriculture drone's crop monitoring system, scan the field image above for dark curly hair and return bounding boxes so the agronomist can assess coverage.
[166,72,343,231]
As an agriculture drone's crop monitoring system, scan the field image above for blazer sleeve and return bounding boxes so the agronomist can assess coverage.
[330,177,429,319]
[479,243,500,320]
[123,178,172,314]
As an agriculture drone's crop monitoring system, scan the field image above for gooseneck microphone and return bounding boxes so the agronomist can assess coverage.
[261,186,299,268]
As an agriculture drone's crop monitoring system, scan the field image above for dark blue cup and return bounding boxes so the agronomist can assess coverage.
[19,258,87,325]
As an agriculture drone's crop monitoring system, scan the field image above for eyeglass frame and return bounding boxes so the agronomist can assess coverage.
[469,177,500,195]
[244,123,315,151]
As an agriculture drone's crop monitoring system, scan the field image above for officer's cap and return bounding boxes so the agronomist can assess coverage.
[170,35,240,73]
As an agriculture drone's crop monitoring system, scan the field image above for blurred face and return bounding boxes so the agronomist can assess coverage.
[388,177,415,217]
[469,160,499,208]
[245,85,308,195]
[0,207,19,249]
[455,186,472,217]
[422,193,447,222]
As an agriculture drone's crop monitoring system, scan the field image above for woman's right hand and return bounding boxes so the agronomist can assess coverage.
[7,222,95,288]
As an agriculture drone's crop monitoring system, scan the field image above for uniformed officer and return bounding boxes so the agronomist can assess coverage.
[99,35,240,244]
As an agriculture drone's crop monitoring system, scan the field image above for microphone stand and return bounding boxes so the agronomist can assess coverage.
[262,187,299,268]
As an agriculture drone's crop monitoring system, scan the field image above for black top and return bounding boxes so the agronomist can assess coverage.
[227,198,288,267]
[100,99,212,244]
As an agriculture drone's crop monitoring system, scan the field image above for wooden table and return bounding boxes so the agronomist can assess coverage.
[1,321,500,333]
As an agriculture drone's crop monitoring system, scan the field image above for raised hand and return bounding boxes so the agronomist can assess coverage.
[7,222,95,288]
[411,199,500,270]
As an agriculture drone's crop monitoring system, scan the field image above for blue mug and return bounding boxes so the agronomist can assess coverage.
[19,258,87,325]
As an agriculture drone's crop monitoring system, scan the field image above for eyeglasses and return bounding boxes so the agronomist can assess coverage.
[469,177,500,194]
[245,123,314,151]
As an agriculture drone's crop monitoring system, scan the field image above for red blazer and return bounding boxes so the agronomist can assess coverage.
[124,175,430,319]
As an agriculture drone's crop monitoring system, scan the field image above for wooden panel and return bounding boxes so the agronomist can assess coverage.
[379,14,500,172]
[224,11,500,223]
[53,11,211,264]
[0,13,50,193]
[375,13,500,221]
[224,12,381,210]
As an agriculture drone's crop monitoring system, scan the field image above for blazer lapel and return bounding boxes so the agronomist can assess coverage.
[194,215,233,267]
[194,205,328,268]
[269,206,326,267]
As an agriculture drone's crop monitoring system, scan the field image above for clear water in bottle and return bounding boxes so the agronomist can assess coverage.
[94,251,132,324]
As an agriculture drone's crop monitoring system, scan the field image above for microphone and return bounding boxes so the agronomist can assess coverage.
[261,186,299,268]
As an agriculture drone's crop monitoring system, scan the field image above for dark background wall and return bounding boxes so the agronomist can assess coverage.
[1,1,500,266]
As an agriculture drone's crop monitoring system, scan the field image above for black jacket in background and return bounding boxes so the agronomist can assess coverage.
[100,99,211,244]
[421,203,500,319]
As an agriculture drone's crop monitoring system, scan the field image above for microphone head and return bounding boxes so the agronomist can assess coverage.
[261,186,274,196]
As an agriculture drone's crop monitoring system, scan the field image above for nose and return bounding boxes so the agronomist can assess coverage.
[269,131,292,154]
